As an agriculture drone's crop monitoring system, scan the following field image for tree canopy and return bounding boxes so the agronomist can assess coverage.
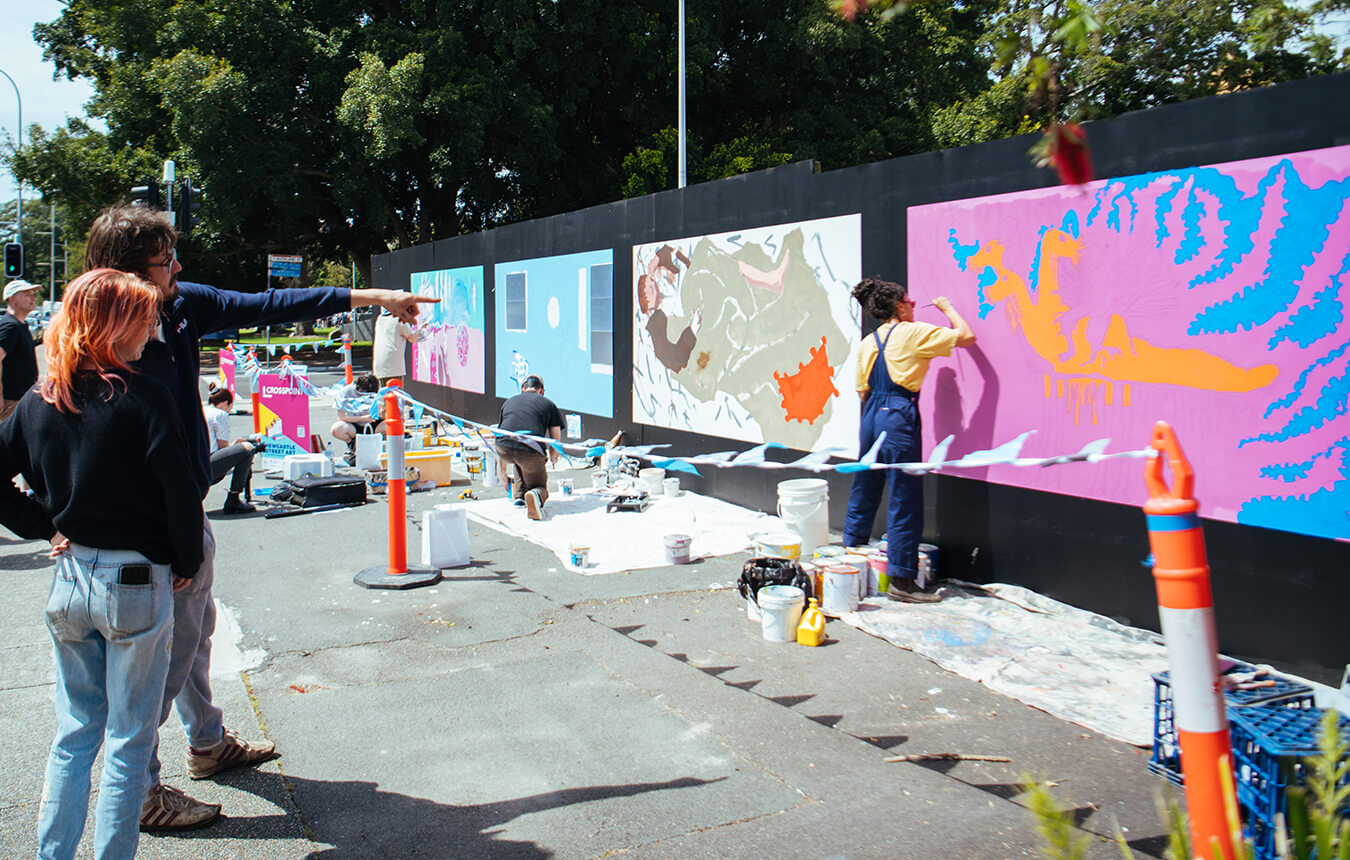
[6,0,1345,288]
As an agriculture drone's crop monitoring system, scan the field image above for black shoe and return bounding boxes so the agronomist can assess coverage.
[222,497,256,515]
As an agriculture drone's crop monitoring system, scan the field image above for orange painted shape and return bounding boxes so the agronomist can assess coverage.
[975,229,1279,393]
[774,336,839,424]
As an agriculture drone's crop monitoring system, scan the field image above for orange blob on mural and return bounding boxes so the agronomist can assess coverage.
[972,229,1279,392]
[774,336,839,425]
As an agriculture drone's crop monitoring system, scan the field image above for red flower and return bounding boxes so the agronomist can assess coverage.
[839,0,861,21]
[1048,122,1093,186]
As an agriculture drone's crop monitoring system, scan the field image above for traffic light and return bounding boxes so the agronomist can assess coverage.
[129,179,161,209]
[178,178,202,234]
[3,243,21,279]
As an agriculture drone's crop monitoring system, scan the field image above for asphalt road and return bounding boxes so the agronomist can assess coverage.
[0,366,1181,859]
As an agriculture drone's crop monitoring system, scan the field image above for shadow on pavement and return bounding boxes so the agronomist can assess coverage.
[149,771,725,858]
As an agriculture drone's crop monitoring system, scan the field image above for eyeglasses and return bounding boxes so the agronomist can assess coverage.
[147,249,178,269]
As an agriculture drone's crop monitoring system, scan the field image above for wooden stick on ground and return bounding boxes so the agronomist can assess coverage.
[884,753,1012,763]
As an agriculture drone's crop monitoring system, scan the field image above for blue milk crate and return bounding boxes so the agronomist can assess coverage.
[1229,706,1350,860]
[1149,662,1314,786]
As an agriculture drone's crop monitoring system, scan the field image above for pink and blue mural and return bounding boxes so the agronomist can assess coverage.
[411,266,486,393]
[494,250,614,417]
[908,145,1349,542]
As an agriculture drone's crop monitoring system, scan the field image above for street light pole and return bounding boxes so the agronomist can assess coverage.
[0,67,23,243]
[677,0,686,189]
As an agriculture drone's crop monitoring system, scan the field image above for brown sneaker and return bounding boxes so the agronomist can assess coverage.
[524,488,543,521]
[140,784,221,831]
[886,579,942,604]
[187,728,279,779]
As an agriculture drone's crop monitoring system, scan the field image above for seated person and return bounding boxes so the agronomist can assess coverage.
[203,387,263,514]
[331,373,383,464]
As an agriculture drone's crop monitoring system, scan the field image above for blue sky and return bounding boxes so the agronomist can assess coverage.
[0,0,100,211]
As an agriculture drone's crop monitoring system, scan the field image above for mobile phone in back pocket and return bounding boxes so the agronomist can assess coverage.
[118,564,152,585]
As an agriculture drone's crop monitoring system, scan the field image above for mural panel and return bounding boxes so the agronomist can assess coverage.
[908,146,1350,541]
[494,250,614,417]
[632,215,862,455]
[410,266,486,394]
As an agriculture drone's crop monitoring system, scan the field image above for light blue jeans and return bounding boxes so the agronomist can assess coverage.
[38,545,174,860]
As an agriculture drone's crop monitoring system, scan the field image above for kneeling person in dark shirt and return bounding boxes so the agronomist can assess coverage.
[495,375,563,521]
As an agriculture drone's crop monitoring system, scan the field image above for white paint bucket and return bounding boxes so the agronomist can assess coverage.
[821,563,860,617]
[663,533,692,564]
[776,478,829,557]
[662,477,681,498]
[757,585,805,643]
[755,531,802,560]
[638,467,666,494]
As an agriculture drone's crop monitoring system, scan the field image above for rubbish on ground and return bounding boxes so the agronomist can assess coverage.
[884,753,1012,763]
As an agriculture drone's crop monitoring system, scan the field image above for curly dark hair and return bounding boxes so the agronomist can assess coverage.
[85,205,177,278]
[851,276,909,323]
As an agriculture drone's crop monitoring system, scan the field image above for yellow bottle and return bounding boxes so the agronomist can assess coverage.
[797,598,825,646]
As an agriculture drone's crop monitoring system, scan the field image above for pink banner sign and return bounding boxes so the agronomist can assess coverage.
[907,145,1350,542]
[218,347,236,394]
[255,371,311,458]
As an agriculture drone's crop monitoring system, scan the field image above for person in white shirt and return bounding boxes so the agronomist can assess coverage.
[372,309,418,385]
[203,387,260,514]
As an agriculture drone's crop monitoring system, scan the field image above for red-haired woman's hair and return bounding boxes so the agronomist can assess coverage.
[43,268,160,413]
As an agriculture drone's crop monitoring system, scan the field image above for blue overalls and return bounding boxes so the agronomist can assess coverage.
[843,325,923,581]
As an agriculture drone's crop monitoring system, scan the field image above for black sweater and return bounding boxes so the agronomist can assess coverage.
[0,372,205,577]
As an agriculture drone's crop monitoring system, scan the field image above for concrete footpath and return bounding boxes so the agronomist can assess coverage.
[0,367,1187,859]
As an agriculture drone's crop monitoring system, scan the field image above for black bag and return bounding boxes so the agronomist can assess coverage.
[271,474,367,509]
[737,557,810,606]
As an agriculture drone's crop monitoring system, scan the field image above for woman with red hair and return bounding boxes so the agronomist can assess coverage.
[0,268,203,859]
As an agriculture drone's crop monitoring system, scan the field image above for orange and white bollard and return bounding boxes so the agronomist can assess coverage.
[342,333,353,385]
[1143,421,1234,860]
[355,382,439,589]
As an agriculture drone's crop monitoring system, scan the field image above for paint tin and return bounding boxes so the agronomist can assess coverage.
[591,471,607,490]
[569,544,590,568]
[663,533,692,564]
[463,448,485,475]
[754,531,802,560]
[638,467,666,494]
[918,543,939,589]
[558,477,574,495]
[868,553,891,595]
[663,477,681,498]
[821,563,861,617]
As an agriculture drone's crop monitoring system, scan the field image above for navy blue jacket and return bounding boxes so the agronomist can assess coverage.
[135,281,351,497]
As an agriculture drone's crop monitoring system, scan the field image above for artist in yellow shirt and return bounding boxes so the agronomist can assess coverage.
[843,277,975,602]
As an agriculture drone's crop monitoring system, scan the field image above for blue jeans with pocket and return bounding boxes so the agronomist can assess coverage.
[38,545,173,860]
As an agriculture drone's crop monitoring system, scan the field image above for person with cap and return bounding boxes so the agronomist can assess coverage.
[0,279,41,422]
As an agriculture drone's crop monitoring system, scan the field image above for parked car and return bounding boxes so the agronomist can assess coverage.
[26,309,49,344]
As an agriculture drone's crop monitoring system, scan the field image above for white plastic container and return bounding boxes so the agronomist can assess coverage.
[422,507,470,569]
[776,478,829,557]
[482,446,500,488]
[662,477,681,498]
[283,453,333,480]
[638,467,666,494]
[757,585,805,643]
